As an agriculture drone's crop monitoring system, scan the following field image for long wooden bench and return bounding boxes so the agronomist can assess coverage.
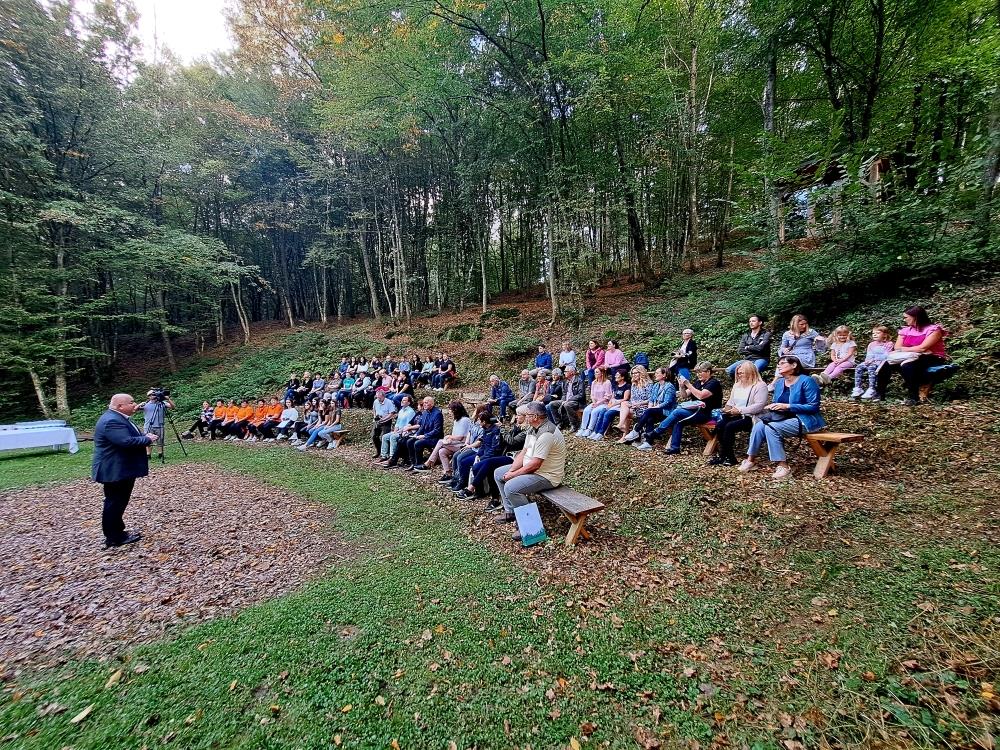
[804,432,864,479]
[537,486,606,547]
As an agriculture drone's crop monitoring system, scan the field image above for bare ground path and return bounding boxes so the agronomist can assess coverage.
[0,464,350,673]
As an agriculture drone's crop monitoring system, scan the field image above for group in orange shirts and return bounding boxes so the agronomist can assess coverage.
[204,397,283,441]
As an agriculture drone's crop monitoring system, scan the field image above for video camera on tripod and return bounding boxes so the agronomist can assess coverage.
[143,387,187,463]
[148,387,171,403]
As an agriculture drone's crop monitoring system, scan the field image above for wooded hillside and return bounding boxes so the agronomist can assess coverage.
[1,0,999,418]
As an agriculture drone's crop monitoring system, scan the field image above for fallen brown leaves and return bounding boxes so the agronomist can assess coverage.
[0,464,349,672]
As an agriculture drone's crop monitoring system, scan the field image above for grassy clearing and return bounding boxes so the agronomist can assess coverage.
[0,442,996,749]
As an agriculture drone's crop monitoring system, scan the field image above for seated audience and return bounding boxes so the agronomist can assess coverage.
[226,399,254,440]
[513,370,534,409]
[635,362,722,454]
[453,413,503,498]
[603,340,628,380]
[813,325,857,386]
[584,339,605,387]
[726,315,771,378]
[873,305,949,405]
[488,374,515,419]
[371,389,398,457]
[779,314,820,368]
[275,399,301,440]
[297,401,344,451]
[740,355,824,479]
[588,369,630,441]
[614,366,652,444]
[576,367,612,437]
[415,401,471,473]
[547,365,586,430]
[623,368,677,442]
[708,361,768,466]
[530,344,553,376]
[669,329,698,379]
[491,402,567,538]
[466,414,525,500]
[851,326,894,400]
[182,401,215,439]
[390,396,444,468]
[211,398,236,440]
[558,341,577,370]
[378,395,416,461]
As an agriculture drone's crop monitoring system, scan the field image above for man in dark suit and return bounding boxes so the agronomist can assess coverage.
[92,393,158,548]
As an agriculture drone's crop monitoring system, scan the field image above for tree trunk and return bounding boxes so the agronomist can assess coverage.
[153,288,178,373]
[545,205,559,324]
[763,36,782,249]
[29,369,52,419]
[230,282,251,345]
[978,0,1000,245]
[358,227,383,322]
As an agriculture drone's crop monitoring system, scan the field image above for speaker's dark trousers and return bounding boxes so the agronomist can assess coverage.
[102,478,136,542]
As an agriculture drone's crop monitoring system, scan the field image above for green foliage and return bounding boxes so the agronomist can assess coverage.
[441,323,482,342]
[480,307,521,324]
[496,333,540,359]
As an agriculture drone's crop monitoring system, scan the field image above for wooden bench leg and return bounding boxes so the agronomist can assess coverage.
[562,511,592,547]
[812,442,839,479]
[698,426,718,456]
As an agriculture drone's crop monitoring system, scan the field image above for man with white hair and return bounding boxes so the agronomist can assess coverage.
[91,394,158,548]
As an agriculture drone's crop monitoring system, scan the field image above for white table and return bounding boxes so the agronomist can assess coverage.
[0,423,79,454]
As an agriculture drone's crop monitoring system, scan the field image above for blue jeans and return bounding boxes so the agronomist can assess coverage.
[303,424,342,447]
[747,417,803,463]
[726,359,769,378]
[593,407,621,435]
[581,404,609,431]
[648,407,711,450]
[471,456,513,496]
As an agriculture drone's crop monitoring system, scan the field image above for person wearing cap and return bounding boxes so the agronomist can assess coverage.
[137,388,174,457]
[487,374,515,419]
[546,365,586,429]
[669,329,698,380]
[491,402,567,530]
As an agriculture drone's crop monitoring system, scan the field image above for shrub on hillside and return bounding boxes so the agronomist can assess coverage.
[442,323,482,342]
[497,333,539,358]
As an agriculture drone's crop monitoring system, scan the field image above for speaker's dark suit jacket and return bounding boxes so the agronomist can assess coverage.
[91,410,151,483]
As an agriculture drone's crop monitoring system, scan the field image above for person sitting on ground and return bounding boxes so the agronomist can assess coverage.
[615,366,653,444]
[873,305,949,405]
[378,395,416,462]
[226,399,254,440]
[453,413,503,498]
[547,364,586,430]
[530,344,553,377]
[623,368,677,443]
[371,389,398,458]
[357,357,370,374]
[576,366,612,438]
[779,314,820,368]
[740,355,825,479]
[603,339,628,380]
[584,339,605,387]
[514,370,534,409]
[708,361,769,466]
[668,329,699,380]
[415,400,471,473]
[636,362,722,454]
[389,396,444,468]
[488,374,515,420]
[491,402,567,538]
[726,315,772,378]
[275,399,301,440]
[182,401,214,439]
[297,400,344,451]
[589,369,630,441]
[558,341,577,371]
[813,325,857,386]
[851,326,895,400]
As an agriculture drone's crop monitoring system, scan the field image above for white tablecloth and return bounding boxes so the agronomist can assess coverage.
[0,426,79,453]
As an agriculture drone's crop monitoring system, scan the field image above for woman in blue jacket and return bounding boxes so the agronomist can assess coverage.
[739,356,825,479]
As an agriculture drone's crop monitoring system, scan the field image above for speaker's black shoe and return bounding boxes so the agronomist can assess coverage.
[105,531,142,549]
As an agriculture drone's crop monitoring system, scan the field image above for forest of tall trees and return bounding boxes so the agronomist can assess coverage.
[1,0,998,416]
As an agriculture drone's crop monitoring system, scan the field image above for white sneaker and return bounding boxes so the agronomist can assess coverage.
[635,441,652,451]
[276,434,287,440]
[296,444,308,451]
[773,465,791,480]
[326,442,337,450]
[577,429,591,438]
[589,433,603,441]
[861,387,876,400]
[738,459,757,473]
[623,430,639,442]
[850,387,863,398]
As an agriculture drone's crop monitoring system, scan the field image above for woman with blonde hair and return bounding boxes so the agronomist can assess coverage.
[779,314,820,368]
[709,361,769,466]
[615,366,653,444]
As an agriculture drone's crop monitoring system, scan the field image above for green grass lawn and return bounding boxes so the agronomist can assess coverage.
[0,444,995,749]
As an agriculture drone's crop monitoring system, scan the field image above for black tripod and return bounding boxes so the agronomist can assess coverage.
[150,400,188,464]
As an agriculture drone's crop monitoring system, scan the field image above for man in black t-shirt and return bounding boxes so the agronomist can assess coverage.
[635,362,722,455]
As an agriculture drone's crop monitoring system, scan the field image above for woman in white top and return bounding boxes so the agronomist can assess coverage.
[415,401,471,473]
[275,399,301,440]
[708,361,769,466]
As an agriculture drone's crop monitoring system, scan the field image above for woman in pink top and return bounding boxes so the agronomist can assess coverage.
[584,339,605,387]
[874,305,948,405]
[603,339,628,381]
[575,367,612,437]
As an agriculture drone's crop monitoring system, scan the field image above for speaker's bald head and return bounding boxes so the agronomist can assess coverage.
[109,393,138,416]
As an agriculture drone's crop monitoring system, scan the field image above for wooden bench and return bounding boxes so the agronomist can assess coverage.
[697,420,719,456]
[804,432,864,479]
[462,391,488,410]
[537,486,606,547]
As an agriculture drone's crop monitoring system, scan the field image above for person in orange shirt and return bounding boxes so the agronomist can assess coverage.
[245,398,269,441]
[209,399,232,440]
[226,399,254,440]
[257,396,283,440]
